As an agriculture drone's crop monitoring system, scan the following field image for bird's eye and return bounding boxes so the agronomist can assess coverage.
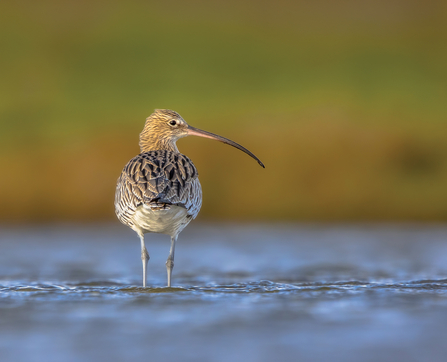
[169,120,177,126]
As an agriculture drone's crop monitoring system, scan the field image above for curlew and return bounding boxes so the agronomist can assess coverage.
[114,109,264,287]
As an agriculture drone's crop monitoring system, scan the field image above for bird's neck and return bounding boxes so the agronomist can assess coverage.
[139,133,179,153]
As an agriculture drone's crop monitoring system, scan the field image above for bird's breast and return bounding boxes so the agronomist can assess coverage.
[131,204,191,237]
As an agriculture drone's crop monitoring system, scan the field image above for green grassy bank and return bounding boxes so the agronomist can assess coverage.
[1,0,447,222]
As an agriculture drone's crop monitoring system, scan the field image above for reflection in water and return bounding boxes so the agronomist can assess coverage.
[1,223,447,362]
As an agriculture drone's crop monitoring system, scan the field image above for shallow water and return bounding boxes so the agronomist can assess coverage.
[1,223,447,362]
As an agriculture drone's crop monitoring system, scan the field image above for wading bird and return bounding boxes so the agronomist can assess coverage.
[115,109,264,287]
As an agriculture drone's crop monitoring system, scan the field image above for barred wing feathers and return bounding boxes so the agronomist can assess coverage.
[115,150,202,228]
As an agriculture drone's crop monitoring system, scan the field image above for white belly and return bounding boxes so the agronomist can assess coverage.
[131,204,191,237]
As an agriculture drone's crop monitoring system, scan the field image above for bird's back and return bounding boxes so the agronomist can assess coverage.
[115,150,202,235]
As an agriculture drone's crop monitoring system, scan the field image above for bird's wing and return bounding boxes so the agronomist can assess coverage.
[114,151,202,227]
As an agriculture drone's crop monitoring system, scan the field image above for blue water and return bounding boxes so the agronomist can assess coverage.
[1,223,447,362]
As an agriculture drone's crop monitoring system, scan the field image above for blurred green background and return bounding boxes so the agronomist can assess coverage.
[1,0,446,223]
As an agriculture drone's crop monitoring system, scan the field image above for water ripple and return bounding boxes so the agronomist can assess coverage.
[2,279,447,299]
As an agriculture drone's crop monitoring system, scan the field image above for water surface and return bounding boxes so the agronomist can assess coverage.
[1,223,447,362]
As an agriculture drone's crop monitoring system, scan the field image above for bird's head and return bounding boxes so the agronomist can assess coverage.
[139,109,264,168]
[140,109,189,144]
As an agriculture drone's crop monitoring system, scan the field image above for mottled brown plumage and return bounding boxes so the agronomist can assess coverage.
[115,150,201,231]
[115,109,264,287]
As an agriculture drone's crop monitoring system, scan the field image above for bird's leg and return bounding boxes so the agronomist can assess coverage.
[139,234,149,287]
[166,235,177,287]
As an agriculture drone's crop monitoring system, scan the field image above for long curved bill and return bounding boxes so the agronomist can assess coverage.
[187,125,265,168]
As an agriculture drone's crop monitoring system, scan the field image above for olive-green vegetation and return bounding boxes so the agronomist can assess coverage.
[1,0,447,222]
